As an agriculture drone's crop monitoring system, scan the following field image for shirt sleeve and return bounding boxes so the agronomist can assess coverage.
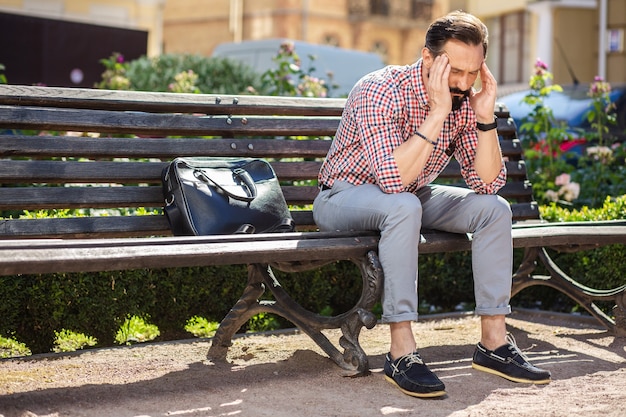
[352,82,406,194]
[455,127,507,194]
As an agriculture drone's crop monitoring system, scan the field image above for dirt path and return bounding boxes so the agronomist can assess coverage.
[1,310,625,417]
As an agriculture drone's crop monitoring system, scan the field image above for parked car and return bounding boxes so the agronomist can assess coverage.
[499,83,626,155]
[212,39,385,97]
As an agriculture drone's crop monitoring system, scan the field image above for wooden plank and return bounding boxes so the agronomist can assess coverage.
[0,136,332,159]
[0,234,380,275]
[437,160,527,179]
[0,160,164,184]
[0,216,171,238]
[511,203,540,221]
[6,219,622,275]
[282,185,319,205]
[0,159,323,183]
[0,84,347,116]
[0,106,341,137]
[500,139,523,159]
[497,182,534,201]
[2,219,624,274]
[0,210,318,238]
[0,186,163,209]
[512,222,626,248]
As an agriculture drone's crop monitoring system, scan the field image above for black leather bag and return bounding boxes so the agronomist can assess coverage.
[162,157,295,236]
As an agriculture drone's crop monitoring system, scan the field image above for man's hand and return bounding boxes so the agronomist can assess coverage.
[469,62,497,123]
[426,55,452,117]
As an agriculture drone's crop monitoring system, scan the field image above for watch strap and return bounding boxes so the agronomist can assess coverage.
[476,116,498,132]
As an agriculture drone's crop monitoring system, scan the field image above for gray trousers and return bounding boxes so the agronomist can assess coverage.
[313,181,513,323]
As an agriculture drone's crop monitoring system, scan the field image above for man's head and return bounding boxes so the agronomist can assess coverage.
[422,11,489,111]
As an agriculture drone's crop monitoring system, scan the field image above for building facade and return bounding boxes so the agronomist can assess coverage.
[471,0,626,85]
[162,0,461,66]
[0,0,165,57]
[1,0,624,88]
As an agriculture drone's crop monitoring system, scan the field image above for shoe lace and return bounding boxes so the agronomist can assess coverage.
[505,333,529,362]
[404,352,424,366]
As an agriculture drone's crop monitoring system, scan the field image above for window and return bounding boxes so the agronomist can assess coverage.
[322,34,340,47]
[370,0,389,16]
[411,0,433,20]
[371,40,388,63]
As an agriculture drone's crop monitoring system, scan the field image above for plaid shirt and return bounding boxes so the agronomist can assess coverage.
[319,59,506,195]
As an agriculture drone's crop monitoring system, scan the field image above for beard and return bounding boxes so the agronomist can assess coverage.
[450,87,470,111]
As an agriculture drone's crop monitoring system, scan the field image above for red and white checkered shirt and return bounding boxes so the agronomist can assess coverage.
[319,59,506,195]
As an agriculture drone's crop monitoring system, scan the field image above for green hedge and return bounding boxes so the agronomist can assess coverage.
[0,262,364,354]
[1,243,624,354]
[2,191,625,355]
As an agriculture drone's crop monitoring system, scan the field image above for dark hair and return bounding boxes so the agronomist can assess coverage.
[425,11,488,57]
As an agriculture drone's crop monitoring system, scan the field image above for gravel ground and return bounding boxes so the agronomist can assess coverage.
[1,310,625,417]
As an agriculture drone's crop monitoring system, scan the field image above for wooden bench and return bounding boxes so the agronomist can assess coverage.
[1,84,625,376]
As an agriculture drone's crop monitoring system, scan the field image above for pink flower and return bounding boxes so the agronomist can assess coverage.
[535,58,548,70]
[554,173,570,186]
[560,182,580,202]
[534,58,549,76]
[544,190,559,202]
[589,75,611,97]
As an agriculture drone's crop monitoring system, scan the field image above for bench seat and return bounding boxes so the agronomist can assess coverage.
[1,84,625,376]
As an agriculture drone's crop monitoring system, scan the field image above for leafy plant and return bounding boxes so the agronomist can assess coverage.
[586,76,617,147]
[184,316,219,338]
[94,52,130,90]
[168,70,200,94]
[0,63,7,84]
[247,313,280,333]
[53,329,97,353]
[540,195,626,222]
[95,52,264,95]
[519,58,572,204]
[520,61,626,209]
[256,40,334,97]
[115,315,160,345]
[0,335,31,358]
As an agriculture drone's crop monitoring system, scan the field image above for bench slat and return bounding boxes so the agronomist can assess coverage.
[0,233,380,275]
[0,135,519,160]
[0,135,332,159]
[0,84,346,116]
[0,216,171,238]
[0,211,319,238]
[0,203,536,239]
[3,222,624,275]
[0,186,163,209]
[0,160,323,183]
[0,106,340,136]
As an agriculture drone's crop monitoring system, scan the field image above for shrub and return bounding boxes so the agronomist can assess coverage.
[115,315,160,345]
[96,52,265,95]
[513,196,626,314]
[0,63,7,84]
[53,329,97,353]
[184,316,219,338]
[0,335,31,358]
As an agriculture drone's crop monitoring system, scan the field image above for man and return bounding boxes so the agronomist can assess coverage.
[313,11,551,398]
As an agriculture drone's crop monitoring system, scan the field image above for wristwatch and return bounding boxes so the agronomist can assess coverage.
[476,116,498,131]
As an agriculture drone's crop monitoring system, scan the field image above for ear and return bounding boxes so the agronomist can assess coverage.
[421,47,434,68]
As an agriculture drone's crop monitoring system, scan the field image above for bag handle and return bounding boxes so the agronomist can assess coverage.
[194,168,258,202]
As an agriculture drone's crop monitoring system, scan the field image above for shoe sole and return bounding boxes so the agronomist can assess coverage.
[472,362,551,384]
[384,375,446,398]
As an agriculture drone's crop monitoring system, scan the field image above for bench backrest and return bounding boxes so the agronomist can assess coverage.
[0,84,539,239]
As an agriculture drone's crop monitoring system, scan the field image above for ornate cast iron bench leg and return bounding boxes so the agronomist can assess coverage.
[208,250,384,376]
[512,247,626,336]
